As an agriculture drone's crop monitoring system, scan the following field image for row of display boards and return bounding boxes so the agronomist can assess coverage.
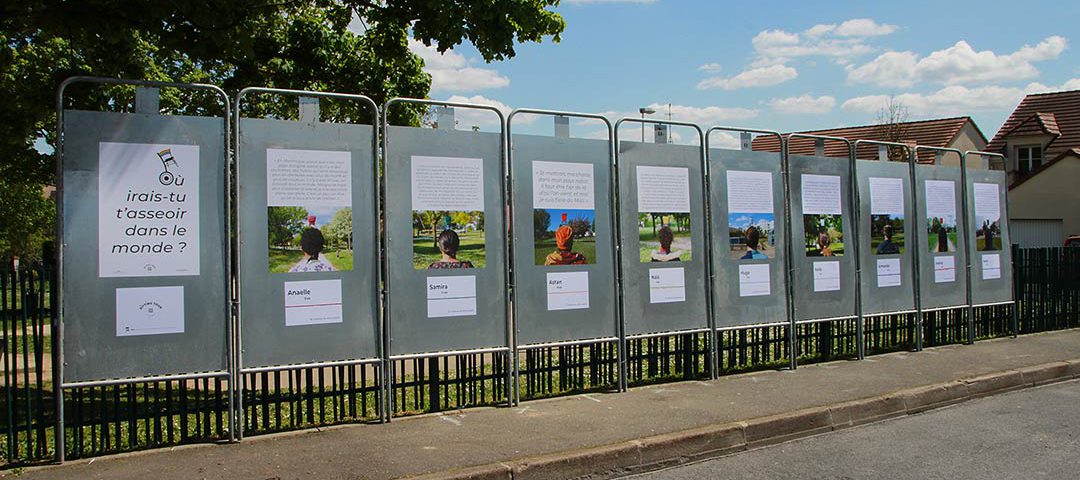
[57,80,1014,423]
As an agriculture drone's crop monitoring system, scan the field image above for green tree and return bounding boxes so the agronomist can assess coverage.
[268,206,307,247]
[324,207,352,249]
[2,0,565,257]
[534,209,551,239]
[0,179,55,262]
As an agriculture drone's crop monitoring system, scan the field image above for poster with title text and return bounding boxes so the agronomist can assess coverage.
[98,142,199,278]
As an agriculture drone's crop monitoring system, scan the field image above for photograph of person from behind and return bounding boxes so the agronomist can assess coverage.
[875,224,901,255]
[428,229,475,269]
[289,217,336,273]
[651,226,683,262]
[544,224,588,266]
[740,226,768,260]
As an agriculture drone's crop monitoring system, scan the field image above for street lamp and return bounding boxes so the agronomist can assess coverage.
[639,107,656,142]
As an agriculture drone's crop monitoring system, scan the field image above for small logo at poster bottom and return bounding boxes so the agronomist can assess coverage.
[139,301,164,317]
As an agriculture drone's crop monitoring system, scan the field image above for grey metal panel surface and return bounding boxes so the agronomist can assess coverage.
[511,134,618,345]
[1010,219,1063,248]
[788,154,857,321]
[915,165,968,310]
[61,110,228,383]
[967,169,1014,305]
[237,118,379,368]
[856,159,916,315]
[707,148,788,328]
[385,126,508,355]
[617,141,709,335]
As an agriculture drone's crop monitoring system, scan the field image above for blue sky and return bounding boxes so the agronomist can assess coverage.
[540,208,596,231]
[401,0,1080,146]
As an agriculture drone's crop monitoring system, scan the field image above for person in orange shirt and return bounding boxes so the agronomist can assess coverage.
[544,225,587,265]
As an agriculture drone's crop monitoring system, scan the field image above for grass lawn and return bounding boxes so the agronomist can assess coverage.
[534,237,597,265]
[926,232,959,252]
[413,230,486,269]
[870,232,906,254]
[269,247,353,273]
[805,241,845,256]
[638,226,692,262]
[977,237,1003,251]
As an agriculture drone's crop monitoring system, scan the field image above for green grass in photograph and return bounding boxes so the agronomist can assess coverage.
[413,230,487,269]
[534,237,597,265]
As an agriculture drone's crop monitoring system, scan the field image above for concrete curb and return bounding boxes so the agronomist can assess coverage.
[408,359,1080,480]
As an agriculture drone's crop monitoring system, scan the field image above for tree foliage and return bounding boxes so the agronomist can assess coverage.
[323,207,353,249]
[268,206,307,247]
[0,179,55,261]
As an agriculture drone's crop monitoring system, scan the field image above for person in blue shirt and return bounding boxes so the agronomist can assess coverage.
[740,226,768,260]
[876,224,901,255]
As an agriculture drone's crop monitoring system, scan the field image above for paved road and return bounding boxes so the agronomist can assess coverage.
[632,379,1080,480]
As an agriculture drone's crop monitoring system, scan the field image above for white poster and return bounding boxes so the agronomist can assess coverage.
[533,161,594,210]
[801,174,842,215]
[426,275,477,318]
[869,177,904,215]
[812,261,841,292]
[924,180,956,218]
[934,255,956,283]
[738,264,771,297]
[98,142,199,278]
[546,271,590,311]
[726,170,774,214]
[876,258,902,288]
[973,183,1001,220]
[266,149,351,206]
[649,267,686,303]
[636,166,690,213]
[411,156,485,211]
[284,279,343,327]
[982,253,1002,280]
[115,286,185,337]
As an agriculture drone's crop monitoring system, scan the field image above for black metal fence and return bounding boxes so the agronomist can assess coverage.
[4,246,1079,466]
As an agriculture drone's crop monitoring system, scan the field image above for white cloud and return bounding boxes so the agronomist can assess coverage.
[698,64,798,90]
[846,36,1068,88]
[698,63,723,73]
[441,95,528,129]
[409,39,510,93]
[767,94,837,114]
[833,18,898,37]
[840,78,1080,116]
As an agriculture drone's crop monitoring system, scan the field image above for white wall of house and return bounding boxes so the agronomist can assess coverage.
[1009,155,1080,240]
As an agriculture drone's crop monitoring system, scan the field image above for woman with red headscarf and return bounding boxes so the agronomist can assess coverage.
[544,225,587,265]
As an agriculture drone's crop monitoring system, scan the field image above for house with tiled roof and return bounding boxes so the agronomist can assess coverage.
[751,116,988,165]
[986,89,1080,245]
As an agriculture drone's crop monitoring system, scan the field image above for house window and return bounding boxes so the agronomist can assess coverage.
[1017,145,1043,176]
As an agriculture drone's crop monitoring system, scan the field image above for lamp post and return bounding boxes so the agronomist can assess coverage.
[639,107,656,142]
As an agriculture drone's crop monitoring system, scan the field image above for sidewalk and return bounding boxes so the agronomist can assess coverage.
[13,329,1080,480]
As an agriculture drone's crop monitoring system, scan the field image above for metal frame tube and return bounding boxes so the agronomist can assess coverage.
[506,108,616,404]
[964,150,1016,338]
[382,98,510,418]
[854,140,921,351]
[55,76,232,461]
[234,87,380,431]
[706,126,790,374]
[786,134,858,363]
[613,117,709,385]
[916,146,971,344]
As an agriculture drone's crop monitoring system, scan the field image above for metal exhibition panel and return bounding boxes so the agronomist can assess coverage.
[60,109,229,383]
[384,126,508,355]
[707,148,788,328]
[236,114,379,368]
[915,164,968,309]
[617,141,709,336]
[511,133,618,345]
[966,168,1013,305]
[788,154,857,321]
[856,159,917,315]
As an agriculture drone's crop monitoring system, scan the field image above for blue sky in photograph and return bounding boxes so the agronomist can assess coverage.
[540,208,596,231]
[729,213,775,232]
[393,0,1080,146]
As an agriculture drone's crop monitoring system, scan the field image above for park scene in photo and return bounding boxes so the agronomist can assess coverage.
[268,206,353,273]
[639,212,691,263]
[533,208,597,266]
[927,216,958,253]
[729,212,775,260]
[412,210,485,269]
[976,214,1002,251]
[870,214,905,255]
[804,214,844,257]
